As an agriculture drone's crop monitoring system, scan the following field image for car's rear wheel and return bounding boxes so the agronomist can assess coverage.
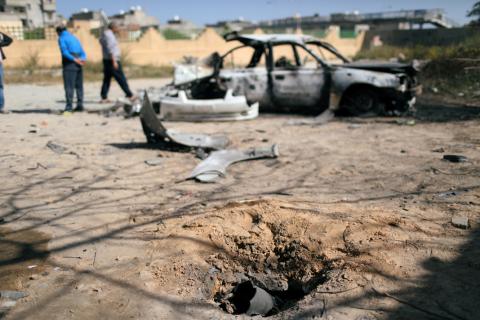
[340,87,382,116]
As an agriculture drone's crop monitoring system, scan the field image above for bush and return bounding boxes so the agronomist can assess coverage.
[354,34,480,100]
[162,29,190,40]
[20,50,41,74]
[355,34,480,61]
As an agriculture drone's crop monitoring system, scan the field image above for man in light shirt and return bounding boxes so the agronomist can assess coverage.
[99,22,136,103]
[0,32,13,114]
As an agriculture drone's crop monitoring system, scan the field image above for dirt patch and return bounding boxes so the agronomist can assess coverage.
[142,197,480,318]
[148,200,365,316]
[206,208,330,316]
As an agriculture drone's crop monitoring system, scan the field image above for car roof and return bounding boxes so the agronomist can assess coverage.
[224,32,318,45]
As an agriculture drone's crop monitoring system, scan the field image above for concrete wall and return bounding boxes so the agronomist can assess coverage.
[1,26,366,68]
[363,27,479,49]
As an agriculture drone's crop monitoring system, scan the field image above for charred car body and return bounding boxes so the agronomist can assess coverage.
[150,33,421,117]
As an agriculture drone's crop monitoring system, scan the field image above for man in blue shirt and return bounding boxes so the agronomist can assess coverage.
[56,26,86,114]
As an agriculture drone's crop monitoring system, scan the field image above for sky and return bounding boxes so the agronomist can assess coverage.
[57,0,476,26]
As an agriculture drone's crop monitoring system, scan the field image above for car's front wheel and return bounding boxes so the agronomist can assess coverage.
[340,87,383,116]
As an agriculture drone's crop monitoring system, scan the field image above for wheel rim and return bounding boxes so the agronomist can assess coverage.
[344,91,376,115]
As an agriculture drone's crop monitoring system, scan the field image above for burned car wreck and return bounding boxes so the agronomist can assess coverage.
[146,32,421,118]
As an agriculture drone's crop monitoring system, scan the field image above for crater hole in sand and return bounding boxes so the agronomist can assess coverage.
[204,205,331,317]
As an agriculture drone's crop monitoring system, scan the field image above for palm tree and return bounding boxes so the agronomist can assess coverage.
[467,1,480,24]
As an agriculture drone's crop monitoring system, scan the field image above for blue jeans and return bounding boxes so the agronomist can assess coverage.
[62,61,83,111]
[0,64,4,111]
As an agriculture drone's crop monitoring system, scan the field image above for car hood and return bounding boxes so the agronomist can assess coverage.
[335,61,419,76]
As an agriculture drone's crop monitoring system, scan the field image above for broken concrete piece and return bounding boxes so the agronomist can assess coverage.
[0,300,17,309]
[159,90,259,122]
[189,144,279,183]
[452,216,469,229]
[139,93,229,150]
[432,147,445,153]
[46,141,68,154]
[0,291,28,300]
[144,158,163,166]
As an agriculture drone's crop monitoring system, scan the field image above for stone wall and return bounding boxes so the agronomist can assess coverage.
[2,26,366,69]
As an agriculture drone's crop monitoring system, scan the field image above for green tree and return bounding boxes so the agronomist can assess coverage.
[468,1,480,24]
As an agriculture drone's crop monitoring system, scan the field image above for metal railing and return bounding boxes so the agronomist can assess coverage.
[258,9,456,29]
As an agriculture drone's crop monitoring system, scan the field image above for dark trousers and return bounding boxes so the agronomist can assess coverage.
[63,61,83,111]
[101,60,133,99]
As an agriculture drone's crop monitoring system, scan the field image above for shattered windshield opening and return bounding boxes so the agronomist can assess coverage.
[306,41,350,64]
[221,45,267,70]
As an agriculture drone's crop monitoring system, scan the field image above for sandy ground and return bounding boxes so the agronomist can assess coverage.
[0,80,479,320]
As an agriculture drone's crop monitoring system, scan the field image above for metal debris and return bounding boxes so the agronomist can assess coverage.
[119,97,142,117]
[396,119,416,126]
[0,291,28,300]
[226,281,275,316]
[443,155,468,163]
[46,141,80,158]
[189,144,279,183]
[159,89,259,122]
[139,93,229,150]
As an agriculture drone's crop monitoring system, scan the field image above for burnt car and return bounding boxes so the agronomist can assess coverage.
[150,33,421,117]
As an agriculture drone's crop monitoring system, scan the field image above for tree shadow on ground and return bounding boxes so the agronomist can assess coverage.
[386,227,480,320]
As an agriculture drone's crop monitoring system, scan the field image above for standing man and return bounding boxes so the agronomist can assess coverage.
[0,32,13,114]
[56,25,86,115]
[100,22,136,103]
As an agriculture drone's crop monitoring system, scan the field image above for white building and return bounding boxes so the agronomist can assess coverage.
[0,0,57,28]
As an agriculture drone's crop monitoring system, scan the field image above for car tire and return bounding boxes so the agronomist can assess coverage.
[341,88,383,116]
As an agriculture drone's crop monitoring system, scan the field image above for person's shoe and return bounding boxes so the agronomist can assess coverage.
[128,95,139,102]
[74,107,85,112]
[63,110,73,116]
[0,109,7,114]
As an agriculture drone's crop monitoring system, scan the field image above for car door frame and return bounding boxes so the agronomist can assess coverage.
[268,42,332,114]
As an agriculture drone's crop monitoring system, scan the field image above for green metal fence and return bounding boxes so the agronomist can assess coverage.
[340,30,357,38]
[0,26,57,40]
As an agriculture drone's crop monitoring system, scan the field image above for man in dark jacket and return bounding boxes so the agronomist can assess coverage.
[0,32,13,114]
[56,26,87,114]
